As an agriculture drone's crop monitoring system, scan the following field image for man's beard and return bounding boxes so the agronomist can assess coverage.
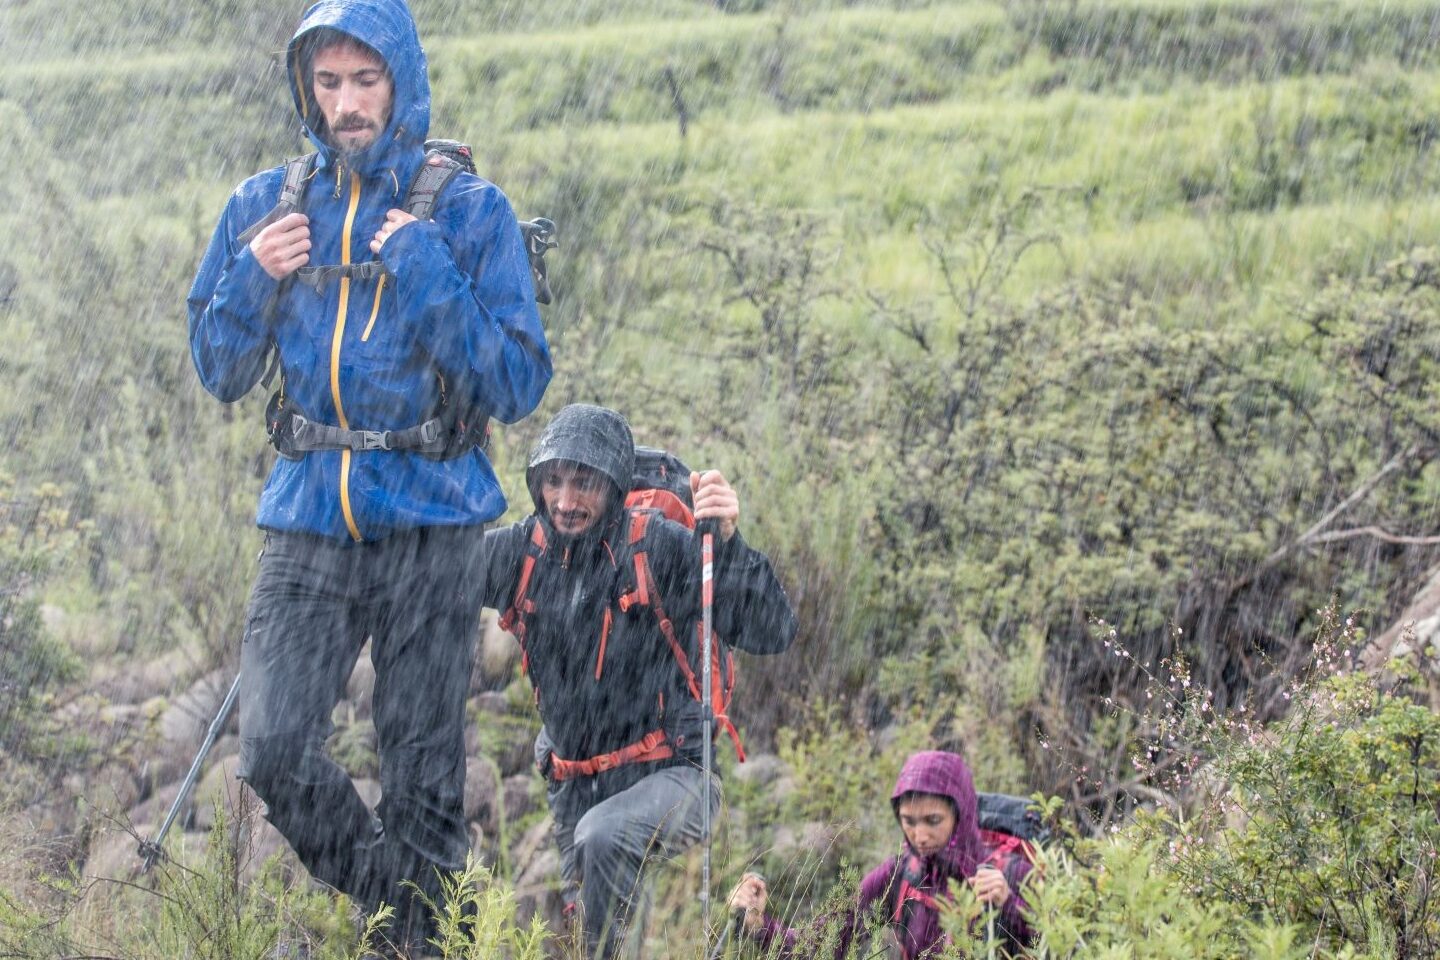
[329,114,380,158]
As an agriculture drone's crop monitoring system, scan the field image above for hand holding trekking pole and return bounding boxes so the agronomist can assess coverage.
[727,872,769,934]
[968,864,1011,906]
[690,470,738,541]
[249,213,311,280]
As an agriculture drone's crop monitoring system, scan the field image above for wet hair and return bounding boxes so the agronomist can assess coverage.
[298,27,386,79]
[892,790,958,819]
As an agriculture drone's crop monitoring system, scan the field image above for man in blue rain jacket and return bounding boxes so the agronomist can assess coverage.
[186,0,551,952]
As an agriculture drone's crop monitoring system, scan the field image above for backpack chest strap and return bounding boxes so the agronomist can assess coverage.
[293,259,388,294]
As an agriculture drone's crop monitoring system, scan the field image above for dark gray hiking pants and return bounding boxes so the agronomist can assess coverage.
[551,765,721,960]
[235,525,486,949]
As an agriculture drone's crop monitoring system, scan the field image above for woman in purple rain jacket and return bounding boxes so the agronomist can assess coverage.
[729,750,1034,959]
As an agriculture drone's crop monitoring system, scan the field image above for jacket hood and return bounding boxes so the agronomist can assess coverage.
[526,404,635,524]
[891,750,983,877]
[286,0,429,175]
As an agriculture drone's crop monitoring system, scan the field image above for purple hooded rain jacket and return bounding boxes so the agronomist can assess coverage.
[754,750,1034,960]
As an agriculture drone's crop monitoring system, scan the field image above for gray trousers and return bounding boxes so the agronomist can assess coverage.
[551,765,721,960]
[236,525,487,951]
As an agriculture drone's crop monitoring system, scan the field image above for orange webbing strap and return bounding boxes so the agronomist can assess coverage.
[548,729,673,782]
[498,522,547,676]
[625,510,748,760]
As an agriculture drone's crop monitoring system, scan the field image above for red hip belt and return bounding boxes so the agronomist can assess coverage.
[549,729,673,782]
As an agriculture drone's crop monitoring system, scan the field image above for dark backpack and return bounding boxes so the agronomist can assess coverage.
[499,447,747,764]
[240,139,557,461]
[976,792,1046,895]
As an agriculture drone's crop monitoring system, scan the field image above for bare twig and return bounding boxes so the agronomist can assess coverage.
[1306,526,1440,547]
[1256,443,1432,573]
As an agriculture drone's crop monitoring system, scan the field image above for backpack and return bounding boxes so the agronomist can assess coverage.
[239,139,558,460]
[498,447,747,769]
[976,791,1046,902]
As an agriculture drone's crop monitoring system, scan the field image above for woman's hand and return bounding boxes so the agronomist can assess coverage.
[728,872,769,934]
[968,865,1011,906]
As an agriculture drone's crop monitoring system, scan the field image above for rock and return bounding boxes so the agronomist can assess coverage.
[128,781,185,837]
[346,642,376,719]
[511,814,555,876]
[492,728,536,780]
[474,690,510,716]
[350,778,382,811]
[1363,563,1440,707]
[237,814,291,882]
[159,669,231,746]
[190,752,246,832]
[502,774,537,825]
[771,821,844,870]
[511,815,566,934]
[88,761,146,817]
[84,824,146,881]
[464,755,500,827]
[730,753,788,788]
[96,641,209,706]
[475,612,521,691]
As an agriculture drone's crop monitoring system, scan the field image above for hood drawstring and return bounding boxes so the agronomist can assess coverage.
[388,169,400,198]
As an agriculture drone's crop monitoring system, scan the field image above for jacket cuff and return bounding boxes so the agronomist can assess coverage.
[379,218,447,277]
[226,245,281,316]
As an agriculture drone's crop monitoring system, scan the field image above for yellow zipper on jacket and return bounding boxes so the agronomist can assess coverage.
[361,274,386,342]
[332,170,363,542]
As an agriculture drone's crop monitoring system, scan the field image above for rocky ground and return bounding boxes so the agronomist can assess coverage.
[9,608,804,942]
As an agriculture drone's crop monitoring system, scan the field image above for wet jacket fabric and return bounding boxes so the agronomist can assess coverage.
[187,0,551,542]
[482,409,797,820]
[756,751,1034,960]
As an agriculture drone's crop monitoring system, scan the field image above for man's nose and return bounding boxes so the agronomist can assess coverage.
[334,82,355,115]
[554,483,578,511]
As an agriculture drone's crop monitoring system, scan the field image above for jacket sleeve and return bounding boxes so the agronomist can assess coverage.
[752,859,895,960]
[187,190,283,402]
[710,529,798,656]
[480,519,531,612]
[379,179,551,425]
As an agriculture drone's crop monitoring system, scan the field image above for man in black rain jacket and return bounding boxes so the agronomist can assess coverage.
[481,404,797,959]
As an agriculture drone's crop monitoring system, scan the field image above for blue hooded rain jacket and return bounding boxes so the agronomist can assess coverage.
[187,0,551,542]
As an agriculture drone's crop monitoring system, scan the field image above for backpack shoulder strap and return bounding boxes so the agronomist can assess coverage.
[619,511,748,760]
[237,154,317,246]
[498,520,548,671]
[403,150,467,221]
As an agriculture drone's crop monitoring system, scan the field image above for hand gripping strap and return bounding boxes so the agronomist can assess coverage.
[404,151,466,221]
[237,154,316,246]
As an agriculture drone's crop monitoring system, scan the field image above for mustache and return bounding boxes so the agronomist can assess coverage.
[332,114,376,132]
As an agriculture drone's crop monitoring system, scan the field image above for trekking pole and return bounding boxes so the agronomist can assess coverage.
[706,908,746,960]
[699,517,717,940]
[137,673,241,872]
